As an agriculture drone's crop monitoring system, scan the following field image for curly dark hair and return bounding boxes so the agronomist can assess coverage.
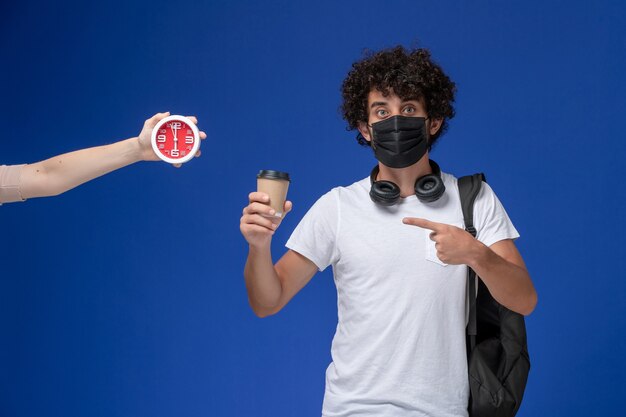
[341,45,456,148]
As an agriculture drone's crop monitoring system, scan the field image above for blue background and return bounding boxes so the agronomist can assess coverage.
[1,0,625,416]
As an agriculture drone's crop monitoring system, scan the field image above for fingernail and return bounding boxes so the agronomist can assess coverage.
[269,209,276,215]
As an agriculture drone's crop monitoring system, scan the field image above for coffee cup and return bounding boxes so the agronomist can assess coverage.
[257,170,290,218]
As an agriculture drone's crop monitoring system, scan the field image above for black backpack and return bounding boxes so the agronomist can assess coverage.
[457,174,531,417]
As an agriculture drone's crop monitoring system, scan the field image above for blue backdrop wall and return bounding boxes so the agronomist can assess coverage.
[1,0,625,416]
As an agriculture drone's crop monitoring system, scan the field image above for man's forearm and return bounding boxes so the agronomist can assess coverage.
[20,137,143,199]
[244,244,283,316]
[468,245,537,316]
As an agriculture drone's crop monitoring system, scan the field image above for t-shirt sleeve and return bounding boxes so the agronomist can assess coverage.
[473,181,520,247]
[0,164,26,204]
[285,189,339,272]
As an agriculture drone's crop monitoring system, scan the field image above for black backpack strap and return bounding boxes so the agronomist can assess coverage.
[457,173,486,352]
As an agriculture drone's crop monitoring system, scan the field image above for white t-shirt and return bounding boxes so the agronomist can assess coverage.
[286,171,519,417]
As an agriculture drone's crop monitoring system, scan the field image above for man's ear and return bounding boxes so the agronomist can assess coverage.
[358,121,371,142]
[428,118,443,136]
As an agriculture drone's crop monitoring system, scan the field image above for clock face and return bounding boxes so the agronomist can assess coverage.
[151,115,201,164]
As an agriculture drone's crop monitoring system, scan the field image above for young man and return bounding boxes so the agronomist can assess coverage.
[240,46,537,417]
[0,112,206,204]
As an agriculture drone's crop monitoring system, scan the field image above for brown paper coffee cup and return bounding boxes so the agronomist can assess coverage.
[257,170,290,218]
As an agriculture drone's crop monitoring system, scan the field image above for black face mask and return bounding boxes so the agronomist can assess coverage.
[370,116,428,168]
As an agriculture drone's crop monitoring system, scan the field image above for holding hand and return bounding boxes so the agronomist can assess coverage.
[240,192,293,248]
[402,217,484,265]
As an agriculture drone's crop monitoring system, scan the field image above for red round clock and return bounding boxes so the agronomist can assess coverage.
[151,115,201,164]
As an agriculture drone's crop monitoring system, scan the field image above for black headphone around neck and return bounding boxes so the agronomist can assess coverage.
[369,160,446,206]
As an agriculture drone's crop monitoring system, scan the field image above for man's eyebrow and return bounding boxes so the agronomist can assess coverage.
[370,101,388,108]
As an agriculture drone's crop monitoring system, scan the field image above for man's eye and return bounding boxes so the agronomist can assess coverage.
[403,107,415,114]
[376,109,388,117]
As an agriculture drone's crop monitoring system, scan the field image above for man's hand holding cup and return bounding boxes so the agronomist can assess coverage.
[240,170,292,249]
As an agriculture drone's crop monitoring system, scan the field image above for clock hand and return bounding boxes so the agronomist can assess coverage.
[172,125,179,150]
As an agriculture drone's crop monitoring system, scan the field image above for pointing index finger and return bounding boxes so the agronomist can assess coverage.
[402,217,445,231]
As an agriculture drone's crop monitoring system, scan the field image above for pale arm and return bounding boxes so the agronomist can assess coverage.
[20,137,144,199]
[18,112,206,199]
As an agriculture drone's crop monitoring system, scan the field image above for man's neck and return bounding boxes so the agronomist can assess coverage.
[376,154,432,198]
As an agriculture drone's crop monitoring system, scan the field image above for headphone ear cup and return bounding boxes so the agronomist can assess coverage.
[370,180,401,206]
[415,174,446,203]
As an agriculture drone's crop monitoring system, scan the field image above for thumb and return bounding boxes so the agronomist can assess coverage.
[145,111,170,128]
[283,200,293,215]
